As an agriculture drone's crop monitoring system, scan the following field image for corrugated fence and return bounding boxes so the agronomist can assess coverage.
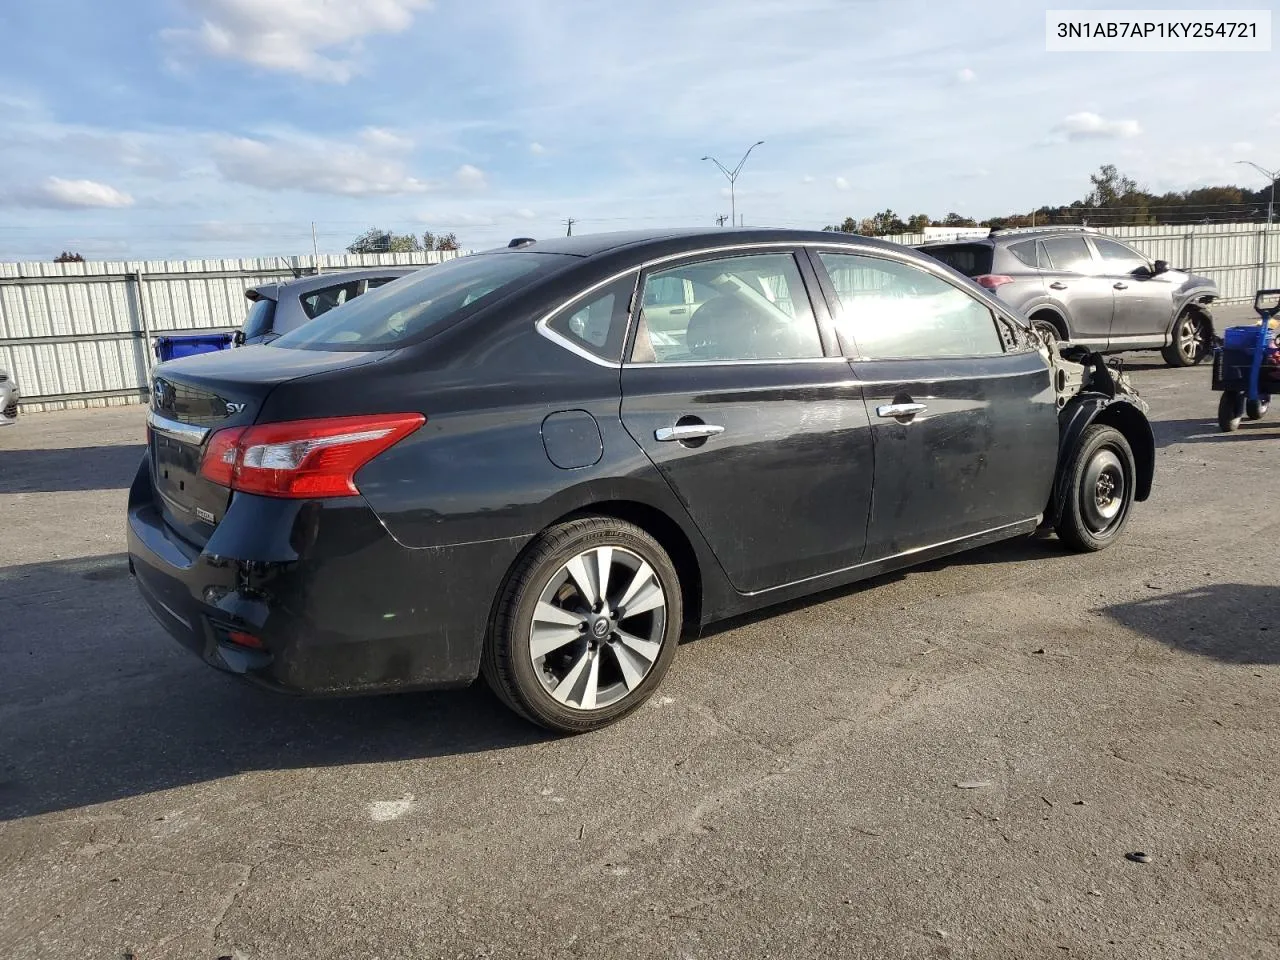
[0,252,458,412]
[2,224,1278,410]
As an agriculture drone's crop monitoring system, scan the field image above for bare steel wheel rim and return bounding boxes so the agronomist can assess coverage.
[1080,447,1127,535]
[1178,315,1203,361]
[529,545,667,711]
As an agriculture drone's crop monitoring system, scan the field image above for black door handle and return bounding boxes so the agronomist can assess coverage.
[1049,281,1067,290]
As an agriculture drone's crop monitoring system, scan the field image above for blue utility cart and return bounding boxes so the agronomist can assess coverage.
[1212,289,1280,432]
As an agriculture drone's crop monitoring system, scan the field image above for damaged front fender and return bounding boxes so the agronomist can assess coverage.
[1044,338,1155,521]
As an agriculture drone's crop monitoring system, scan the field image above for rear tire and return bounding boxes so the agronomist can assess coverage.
[482,517,683,733]
[1218,391,1244,432]
[1162,310,1209,367]
[1246,396,1270,421]
[1054,425,1136,553]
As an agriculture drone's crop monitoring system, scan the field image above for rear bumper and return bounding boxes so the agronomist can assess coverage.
[126,455,529,696]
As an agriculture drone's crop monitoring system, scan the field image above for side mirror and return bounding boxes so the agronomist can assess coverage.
[232,330,246,347]
[1152,260,1169,276]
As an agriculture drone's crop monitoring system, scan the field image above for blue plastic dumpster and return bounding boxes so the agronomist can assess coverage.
[153,333,234,362]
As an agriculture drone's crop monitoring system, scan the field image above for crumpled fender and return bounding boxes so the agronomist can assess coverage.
[1047,346,1155,521]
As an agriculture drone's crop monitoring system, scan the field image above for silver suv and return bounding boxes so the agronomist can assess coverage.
[917,227,1219,367]
[0,367,18,425]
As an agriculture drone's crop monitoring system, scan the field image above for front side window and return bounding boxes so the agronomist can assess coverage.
[818,252,1004,359]
[546,276,635,362]
[630,252,822,363]
[274,252,561,351]
[1092,237,1148,273]
[1041,236,1093,273]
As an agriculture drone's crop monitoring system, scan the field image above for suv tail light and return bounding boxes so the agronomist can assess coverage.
[199,413,425,498]
[973,274,1015,291]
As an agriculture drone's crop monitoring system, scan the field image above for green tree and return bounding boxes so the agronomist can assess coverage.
[423,231,459,251]
[821,216,858,233]
[54,251,85,262]
[347,227,422,254]
[906,213,931,232]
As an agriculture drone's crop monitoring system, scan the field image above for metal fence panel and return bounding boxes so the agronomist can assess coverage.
[1,251,456,411]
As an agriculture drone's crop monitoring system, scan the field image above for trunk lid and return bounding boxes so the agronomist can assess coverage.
[146,347,384,547]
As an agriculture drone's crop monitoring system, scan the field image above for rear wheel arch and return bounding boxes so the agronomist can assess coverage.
[1028,306,1069,340]
[558,500,703,637]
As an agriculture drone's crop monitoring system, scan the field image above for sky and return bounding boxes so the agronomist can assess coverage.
[0,0,1275,262]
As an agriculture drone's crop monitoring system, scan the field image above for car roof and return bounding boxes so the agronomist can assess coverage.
[479,227,909,260]
[245,266,420,302]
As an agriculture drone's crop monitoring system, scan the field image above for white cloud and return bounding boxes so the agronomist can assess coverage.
[360,127,414,152]
[7,177,135,209]
[1230,141,1255,155]
[1054,112,1142,142]
[514,207,536,219]
[455,164,487,189]
[801,175,815,184]
[529,142,547,155]
[162,0,433,83]
[212,133,429,195]
[834,176,850,190]
[957,67,976,83]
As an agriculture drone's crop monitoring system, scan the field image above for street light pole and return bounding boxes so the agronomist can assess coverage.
[701,141,764,227]
[1236,159,1279,226]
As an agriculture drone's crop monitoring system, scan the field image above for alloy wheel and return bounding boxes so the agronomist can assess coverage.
[1177,315,1204,363]
[528,546,667,710]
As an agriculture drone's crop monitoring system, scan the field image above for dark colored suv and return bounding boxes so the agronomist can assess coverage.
[917,228,1218,367]
[237,268,419,346]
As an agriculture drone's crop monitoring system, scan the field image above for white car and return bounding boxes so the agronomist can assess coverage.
[0,367,18,425]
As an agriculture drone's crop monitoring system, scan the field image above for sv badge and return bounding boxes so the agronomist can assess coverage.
[225,401,246,415]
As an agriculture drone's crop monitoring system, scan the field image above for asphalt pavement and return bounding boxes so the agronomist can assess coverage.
[2,329,1278,959]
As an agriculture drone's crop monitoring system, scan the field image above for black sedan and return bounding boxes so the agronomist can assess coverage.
[128,229,1154,732]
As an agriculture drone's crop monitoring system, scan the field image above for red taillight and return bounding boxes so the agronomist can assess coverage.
[199,413,425,498]
[974,274,1015,290]
[226,630,263,649]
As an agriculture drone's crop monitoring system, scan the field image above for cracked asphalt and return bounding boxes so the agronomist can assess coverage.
[3,321,1279,959]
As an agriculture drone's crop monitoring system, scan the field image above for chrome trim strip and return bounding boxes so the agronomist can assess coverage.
[533,268,640,369]
[622,357,848,369]
[740,517,1040,598]
[146,409,210,445]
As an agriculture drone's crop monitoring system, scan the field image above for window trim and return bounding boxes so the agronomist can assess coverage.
[533,239,1031,367]
[623,248,830,367]
[807,247,1021,362]
[536,269,640,367]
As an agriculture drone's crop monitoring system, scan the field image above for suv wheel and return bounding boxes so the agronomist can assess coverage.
[1161,310,1208,367]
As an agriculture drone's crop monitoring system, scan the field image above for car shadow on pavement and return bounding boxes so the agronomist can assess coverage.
[1153,418,1280,447]
[698,532,1064,641]
[0,445,146,493]
[0,553,552,822]
[1103,584,1280,665]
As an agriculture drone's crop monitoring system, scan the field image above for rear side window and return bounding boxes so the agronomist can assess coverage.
[300,281,361,320]
[818,252,1004,359]
[1041,237,1093,272]
[241,298,275,340]
[1007,240,1043,268]
[918,244,993,277]
[546,276,636,362]
[274,253,560,351]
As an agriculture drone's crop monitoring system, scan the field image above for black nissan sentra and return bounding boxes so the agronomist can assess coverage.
[128,229,1154,732]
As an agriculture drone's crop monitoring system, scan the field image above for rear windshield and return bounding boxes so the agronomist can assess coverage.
[273,253,559,351]
[917,243,993,277]
[241,298,276,340]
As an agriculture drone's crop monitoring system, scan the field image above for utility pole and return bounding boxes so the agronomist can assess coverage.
[701,141,765,228]
[716,215,728,227]
[1235,160,1278,226]
[311,221,320,273]
[564,218,576,236]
